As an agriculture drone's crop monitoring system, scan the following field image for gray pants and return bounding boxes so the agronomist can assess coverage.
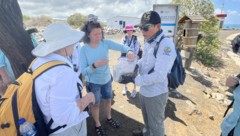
[50,119,87,136]
[139,93,168,136]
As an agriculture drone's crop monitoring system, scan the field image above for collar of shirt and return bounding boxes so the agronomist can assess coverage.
[33,53,74,70]
[147,29,163,44]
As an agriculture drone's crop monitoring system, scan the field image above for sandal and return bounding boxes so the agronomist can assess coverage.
[95,126,107,136]
[107,118,120,128]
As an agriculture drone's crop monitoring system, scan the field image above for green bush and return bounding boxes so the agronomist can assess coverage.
[196,15,220,66]
[67,13,87,28]
[23,15,31,21]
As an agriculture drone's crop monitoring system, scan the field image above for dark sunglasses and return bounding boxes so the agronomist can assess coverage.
[139,24,154,32]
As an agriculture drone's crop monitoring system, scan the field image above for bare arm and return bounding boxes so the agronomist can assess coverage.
[0,67,12,86]
[76,92,95,112]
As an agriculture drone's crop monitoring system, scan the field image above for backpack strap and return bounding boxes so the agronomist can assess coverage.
[223,99,234,117]
[31,61,69,79]
[153,35,166,58]
[132,35,137,48]
[124,35,135,47]
[133,35,137,44]
[148,35,166,74]
[31,61,70,134]
[46,119,67,134]
[11,61,70,136]
[123,35,127,45]
[12,91,21,136]
[27,58,37,71]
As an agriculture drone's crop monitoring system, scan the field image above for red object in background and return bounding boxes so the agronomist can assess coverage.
[216,14,227,18]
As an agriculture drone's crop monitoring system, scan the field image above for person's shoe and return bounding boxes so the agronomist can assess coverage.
[130,89,137,98]
[122,86,128,95]
[169,87,178,93]
[107,118,120,128]
[132,129,143,136]
[95,126,107,136]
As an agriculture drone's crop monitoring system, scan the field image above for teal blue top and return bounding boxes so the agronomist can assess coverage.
[31,34,38,48]
[0,50,15,81]
[221,85,240,136]
[80,39,131,84]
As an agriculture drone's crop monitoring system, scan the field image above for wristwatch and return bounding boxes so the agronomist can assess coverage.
[92,63,96,69]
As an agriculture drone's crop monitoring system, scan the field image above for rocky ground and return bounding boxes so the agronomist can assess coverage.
[85,30,240,136]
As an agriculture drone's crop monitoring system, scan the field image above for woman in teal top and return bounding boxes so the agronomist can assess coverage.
[80,21,134,136]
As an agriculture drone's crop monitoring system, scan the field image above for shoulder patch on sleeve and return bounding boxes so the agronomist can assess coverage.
[163,46,171,56]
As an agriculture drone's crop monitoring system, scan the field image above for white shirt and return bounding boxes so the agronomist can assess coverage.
[135,32,177,97]
[69,42,82,75]
[32,53,88,134]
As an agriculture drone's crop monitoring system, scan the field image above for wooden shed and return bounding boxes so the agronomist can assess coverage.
[178,15,206,69]
[179,15,206,48]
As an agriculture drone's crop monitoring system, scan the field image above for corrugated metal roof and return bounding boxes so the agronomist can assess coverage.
[179,15,206,23]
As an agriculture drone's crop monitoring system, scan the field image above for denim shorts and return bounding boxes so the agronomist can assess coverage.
[86,79,112,104]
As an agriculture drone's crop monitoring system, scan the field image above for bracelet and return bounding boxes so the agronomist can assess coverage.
[92,63,96,69]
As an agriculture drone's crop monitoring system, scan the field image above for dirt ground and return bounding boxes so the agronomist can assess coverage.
[86,30,240,136]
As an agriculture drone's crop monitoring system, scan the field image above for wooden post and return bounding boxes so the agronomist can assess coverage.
[182,21,199,70]
[184,47,195,70]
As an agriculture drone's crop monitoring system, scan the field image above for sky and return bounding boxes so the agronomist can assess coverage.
[211,0,240,24]
[18,0,240,24]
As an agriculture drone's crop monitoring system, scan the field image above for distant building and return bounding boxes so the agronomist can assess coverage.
[106,16,140,29]
[53,18,67,24]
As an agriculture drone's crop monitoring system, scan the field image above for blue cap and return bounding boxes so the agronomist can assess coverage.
[18,118,26,125]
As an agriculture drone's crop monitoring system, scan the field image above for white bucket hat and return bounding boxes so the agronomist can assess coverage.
[32,23,85,57]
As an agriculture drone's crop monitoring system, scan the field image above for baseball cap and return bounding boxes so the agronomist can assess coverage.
[135,11,161,27]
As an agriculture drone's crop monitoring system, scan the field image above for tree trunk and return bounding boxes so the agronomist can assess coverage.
[0,0,35,78]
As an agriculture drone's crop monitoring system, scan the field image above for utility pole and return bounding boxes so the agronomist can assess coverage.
[221,3,224,13]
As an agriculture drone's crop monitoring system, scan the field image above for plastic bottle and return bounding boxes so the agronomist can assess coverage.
[18,118,36,136]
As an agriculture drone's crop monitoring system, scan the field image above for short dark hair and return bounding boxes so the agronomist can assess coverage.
[81,21,104,44]
[26,28,38,35]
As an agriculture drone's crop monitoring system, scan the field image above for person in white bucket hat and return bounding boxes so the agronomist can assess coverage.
[31,23,95,136]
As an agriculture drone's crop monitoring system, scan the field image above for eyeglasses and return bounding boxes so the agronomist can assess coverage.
[139,24,154,32]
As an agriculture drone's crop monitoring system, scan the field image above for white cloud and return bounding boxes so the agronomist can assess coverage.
[18,0,171,21]
[227,10,239,15]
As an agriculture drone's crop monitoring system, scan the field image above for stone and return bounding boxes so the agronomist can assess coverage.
[211,93,225,101]
[209,113,214,120]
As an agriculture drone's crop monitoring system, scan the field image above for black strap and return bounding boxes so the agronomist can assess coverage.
[148,35,166,74]
[153,35,166,58]
[77,83,83,98]
[125,36,134,47]
[132,35,137,47]
[12,90,21,136]
[0,98,7,107]
[46,119,66,134]
[228,128,235,136]
[223,100,234,117]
